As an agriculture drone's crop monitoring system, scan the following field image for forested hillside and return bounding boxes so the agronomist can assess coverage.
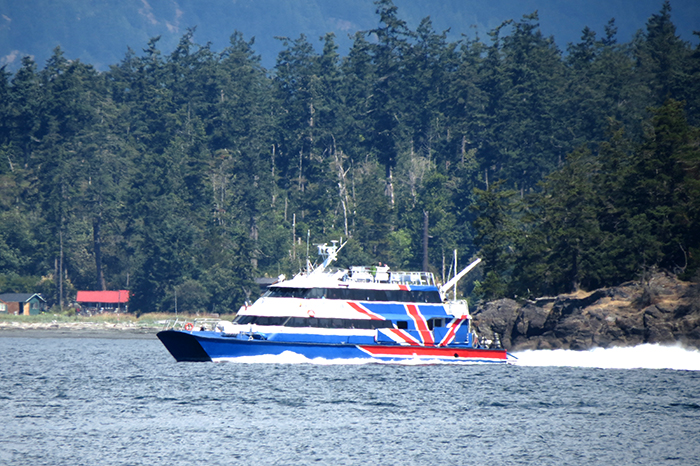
[1,0,698,314]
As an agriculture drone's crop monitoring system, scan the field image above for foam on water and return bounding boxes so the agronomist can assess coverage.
[212,345,700,370]
[213,351,374,365]
[213,351,507,366]
[513,343,700,371]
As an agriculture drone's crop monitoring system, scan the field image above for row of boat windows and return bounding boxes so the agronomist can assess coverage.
[233,315,395,329]
[232,315,450,330]
[263,287,442,303]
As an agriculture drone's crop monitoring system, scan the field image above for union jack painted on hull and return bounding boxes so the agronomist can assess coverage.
[357,345,508,361]
[157,241,510,364]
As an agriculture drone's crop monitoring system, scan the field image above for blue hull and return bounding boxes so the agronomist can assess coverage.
[157,330,509,364]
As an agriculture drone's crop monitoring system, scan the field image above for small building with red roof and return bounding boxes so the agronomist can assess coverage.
[76,290,129,313]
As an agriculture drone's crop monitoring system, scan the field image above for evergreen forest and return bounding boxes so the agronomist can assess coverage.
[1,0,699,313]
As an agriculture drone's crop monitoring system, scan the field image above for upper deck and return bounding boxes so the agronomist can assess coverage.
[346,266,436,286]
[275,265,438,292]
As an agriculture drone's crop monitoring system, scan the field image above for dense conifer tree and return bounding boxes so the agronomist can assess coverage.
[471,182,519,299]
[0,1,697,311]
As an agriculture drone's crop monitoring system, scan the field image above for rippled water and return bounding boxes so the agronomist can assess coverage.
[1,335,699,465]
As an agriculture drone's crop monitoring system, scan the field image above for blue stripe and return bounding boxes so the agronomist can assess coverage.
[407,285,440,291]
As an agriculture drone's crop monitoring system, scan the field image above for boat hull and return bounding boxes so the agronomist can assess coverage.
[157,330,212,362]
[157,330,508,363]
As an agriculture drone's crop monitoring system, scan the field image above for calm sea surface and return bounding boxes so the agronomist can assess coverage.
[1,334,699,466]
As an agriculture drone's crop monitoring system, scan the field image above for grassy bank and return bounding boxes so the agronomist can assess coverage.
[0,312,232,328]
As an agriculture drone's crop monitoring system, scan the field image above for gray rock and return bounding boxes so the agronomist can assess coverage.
[472,272,700,351]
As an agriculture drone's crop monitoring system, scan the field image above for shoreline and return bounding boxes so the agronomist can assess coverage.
[0,321,160,339]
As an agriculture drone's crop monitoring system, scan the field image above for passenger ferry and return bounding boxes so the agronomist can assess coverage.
[157,241,509,364]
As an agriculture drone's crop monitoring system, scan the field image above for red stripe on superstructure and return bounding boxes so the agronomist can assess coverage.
[405,304,433,345]
[398,284,408,291]
[358,345,507,360]
[347,301,384,320]
[438,316,465,346]
[388,328,421,346]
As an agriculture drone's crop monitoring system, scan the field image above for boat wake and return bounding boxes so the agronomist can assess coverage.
[512,343,700,371]
[213,351,507,366]
[212,345,700,370]
[214,352,371,365]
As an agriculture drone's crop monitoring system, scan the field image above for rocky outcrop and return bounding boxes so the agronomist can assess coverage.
[472,272,700,350]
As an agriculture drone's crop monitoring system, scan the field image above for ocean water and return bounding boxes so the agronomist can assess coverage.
[1,335,699,466]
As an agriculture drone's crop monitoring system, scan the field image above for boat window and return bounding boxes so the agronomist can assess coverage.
[236,314,450,330]
[267,286,441,303]
[265,287,309,298]
[232,315,257,324]
[410,291,442,303]
[305,288,326,299]
[427,318,445,330]
[254,316,289,326]
[234,315,397,329]
[284,317,308,327]
[232,315,289,325]
[284,317,393,329]
[329,318,345,328]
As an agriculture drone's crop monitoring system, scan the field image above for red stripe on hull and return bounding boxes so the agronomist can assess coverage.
[358,345,507,360]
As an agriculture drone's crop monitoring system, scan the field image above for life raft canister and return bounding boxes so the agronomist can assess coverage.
[184,322,194,331]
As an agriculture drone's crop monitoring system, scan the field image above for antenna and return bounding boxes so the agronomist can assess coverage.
[306,230,311,273]
[454,249,458,301]
[311,238,347,275]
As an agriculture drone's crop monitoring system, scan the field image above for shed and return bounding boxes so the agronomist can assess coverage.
[76,290,129,313]
[0,293,47,315]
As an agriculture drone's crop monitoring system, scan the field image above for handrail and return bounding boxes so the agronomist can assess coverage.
[162,318,222,331]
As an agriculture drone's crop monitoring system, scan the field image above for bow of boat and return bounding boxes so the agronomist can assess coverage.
[157,329,211,362]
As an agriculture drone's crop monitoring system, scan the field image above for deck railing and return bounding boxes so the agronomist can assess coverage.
[162,318,221,331]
